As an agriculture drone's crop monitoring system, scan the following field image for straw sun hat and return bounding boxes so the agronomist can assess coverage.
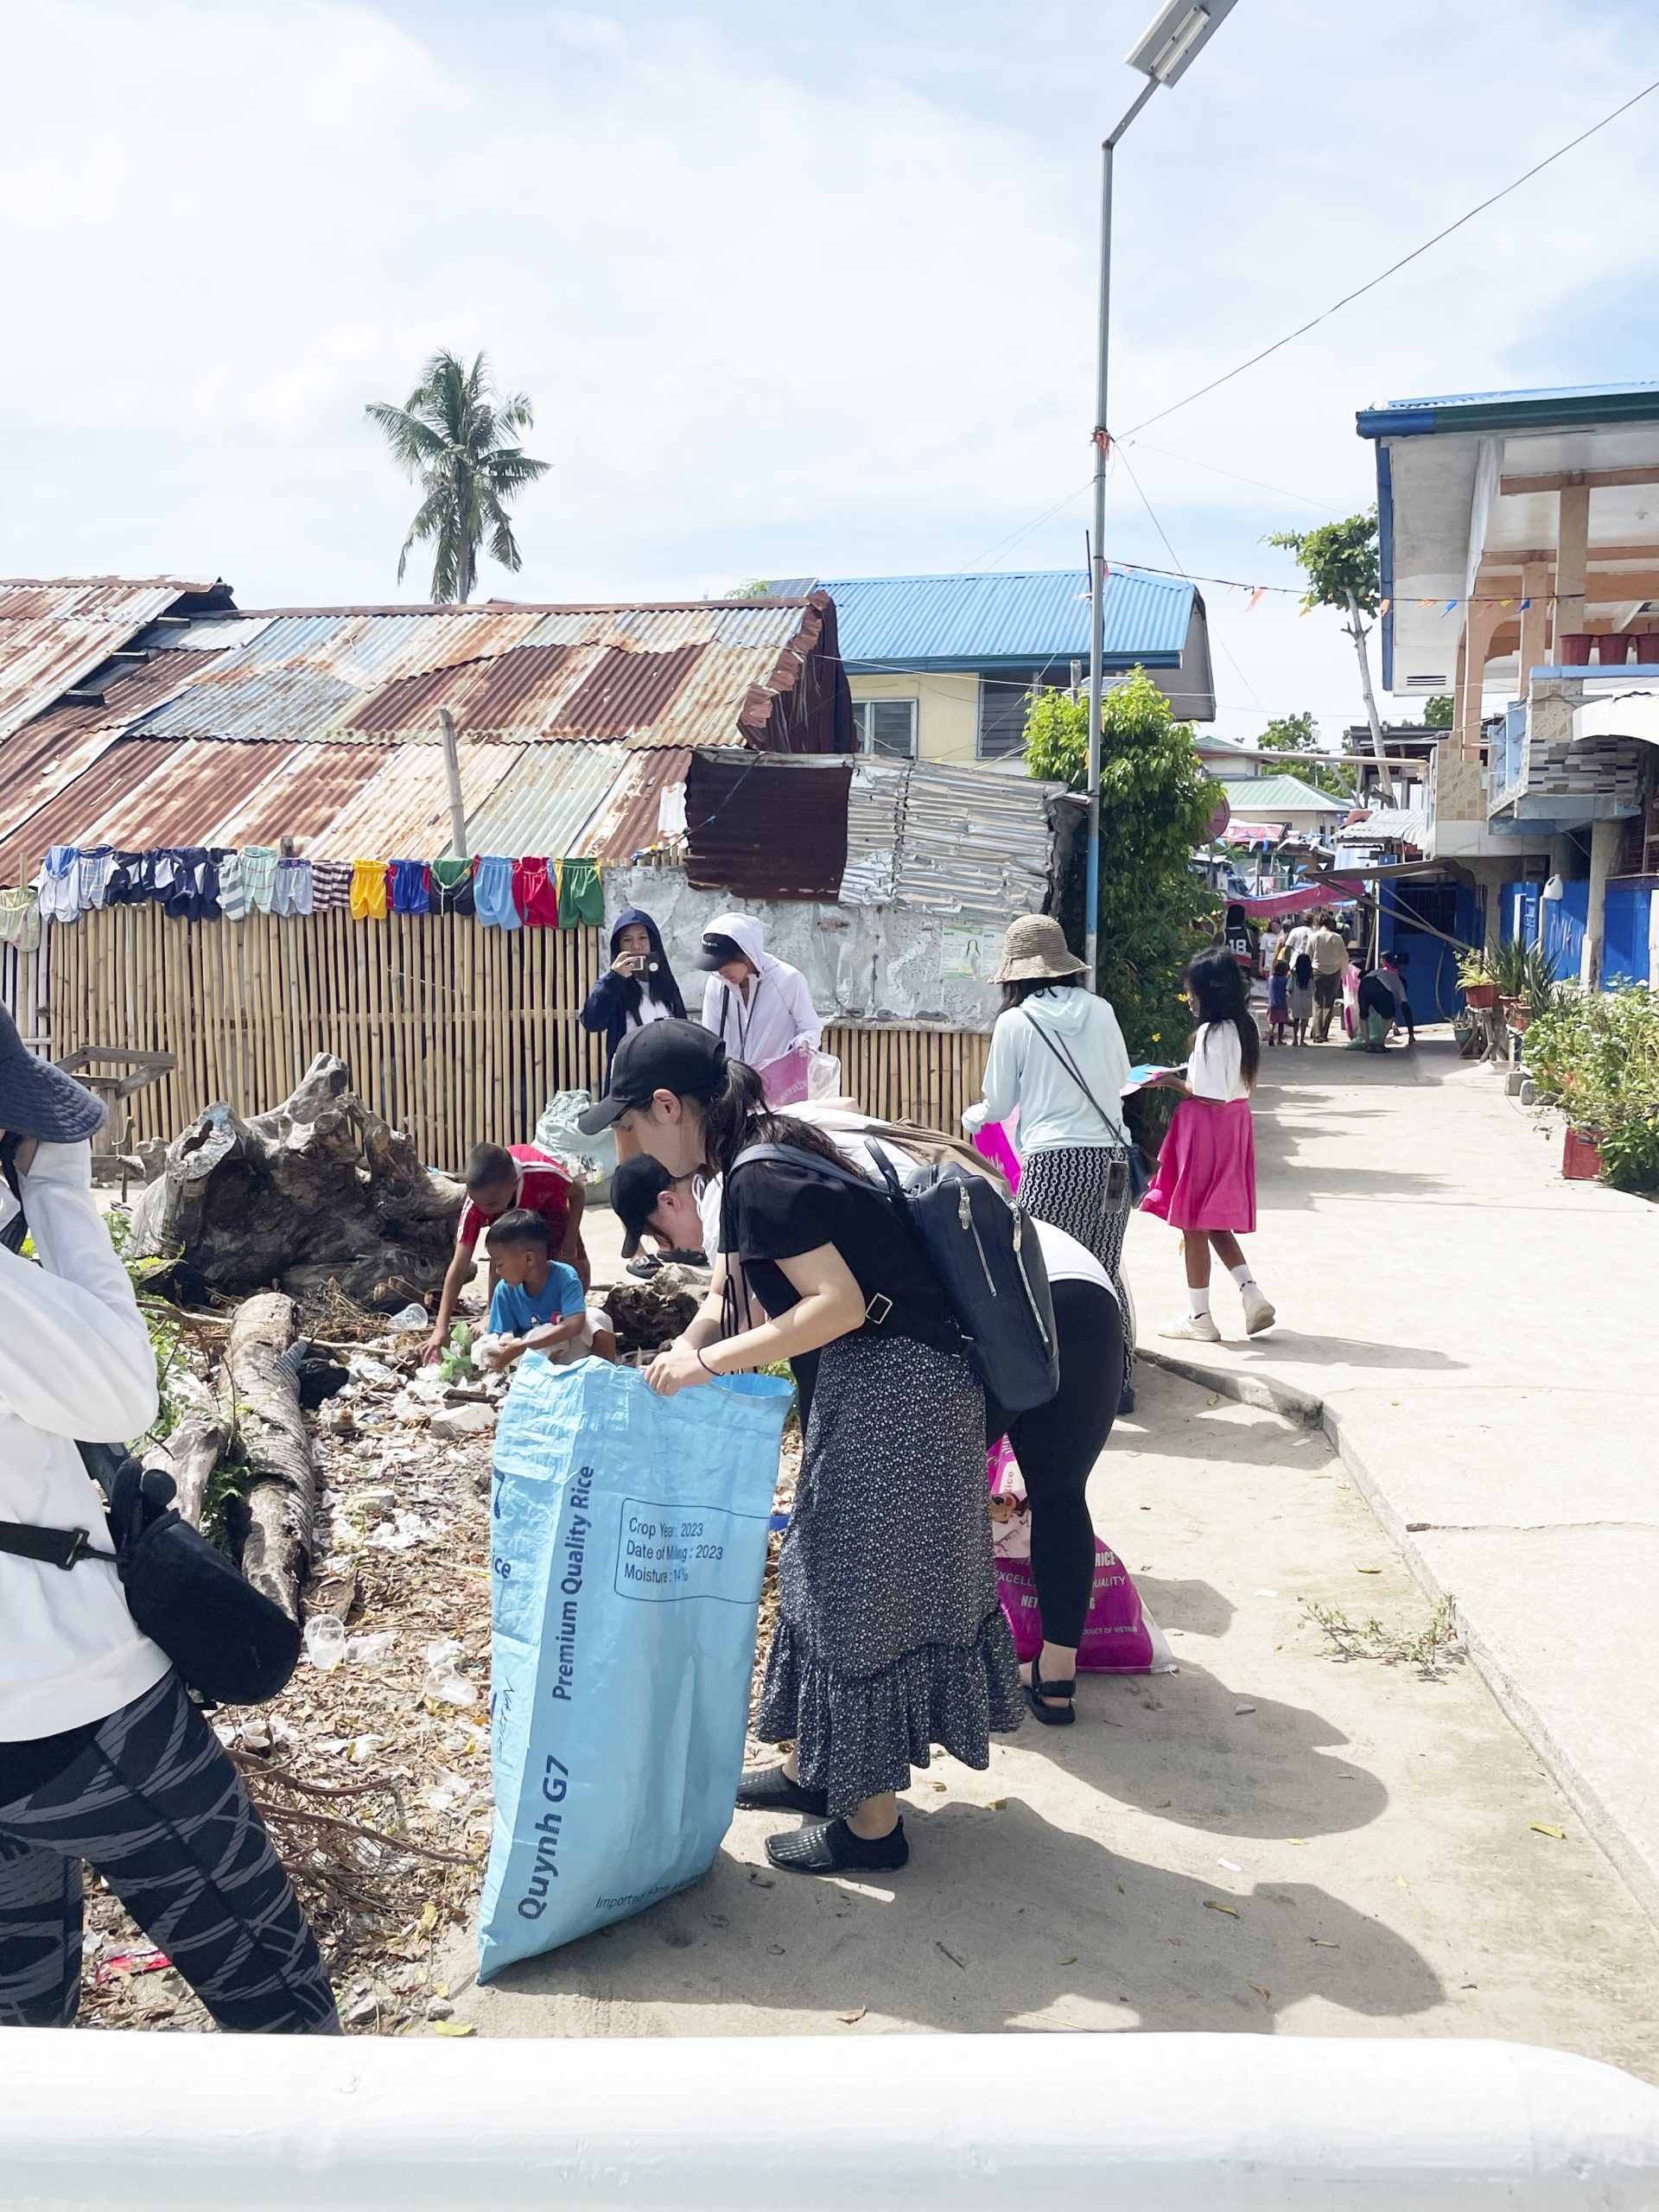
[993,915,1088,986]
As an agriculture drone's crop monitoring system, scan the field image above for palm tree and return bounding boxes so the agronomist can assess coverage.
[365,350,550,602]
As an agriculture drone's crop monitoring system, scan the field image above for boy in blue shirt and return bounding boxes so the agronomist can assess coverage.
[480,1210,601,1370]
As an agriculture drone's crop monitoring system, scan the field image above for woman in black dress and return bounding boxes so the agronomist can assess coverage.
[579,1021,1021,1878]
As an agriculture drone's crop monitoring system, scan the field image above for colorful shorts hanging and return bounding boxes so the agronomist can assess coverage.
[512,856,559,927]
[272,857,314,918]
[241,845,280,913]
[474,856,522,931]
[350,860,389,921]
[389,859,431,915]
[557,855,604,930]
[217,852,249,923]
[310,860,353,912]
[74,848,114,912]
[429,855,476,917]
[104,854,150,906]
[0,887,41,952]
[36,848,79,925]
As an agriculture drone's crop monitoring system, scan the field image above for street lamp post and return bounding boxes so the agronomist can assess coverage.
[1084,0,1239,991]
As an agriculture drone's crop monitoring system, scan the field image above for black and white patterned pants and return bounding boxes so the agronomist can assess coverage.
[0,1671,339,2032]
[1019,1145,1135,1384]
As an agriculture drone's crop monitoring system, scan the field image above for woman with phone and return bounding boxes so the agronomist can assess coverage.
[963,917,1137,1408]
[580,907,688,1088]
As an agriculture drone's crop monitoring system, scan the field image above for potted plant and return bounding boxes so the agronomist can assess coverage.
[1491,938,1558,1033]
[1455,946,1499,1012]
[1522,984,1659,1190]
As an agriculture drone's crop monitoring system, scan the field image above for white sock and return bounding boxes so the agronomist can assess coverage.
[1228,1262,1257,1291]
[1187,1287,1211,1319]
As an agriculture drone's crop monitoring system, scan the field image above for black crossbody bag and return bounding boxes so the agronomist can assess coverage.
[1023,1021,1153,1209]
[0,1143,300,1706]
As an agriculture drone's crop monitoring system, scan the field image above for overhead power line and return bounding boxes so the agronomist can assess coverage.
[1123,76,1659,439]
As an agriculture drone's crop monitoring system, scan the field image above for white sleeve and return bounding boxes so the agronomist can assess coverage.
[965,1010,1021,1133]
[785,968,823,1051]
[701,976,724,1036]
[0,1144,159,1444]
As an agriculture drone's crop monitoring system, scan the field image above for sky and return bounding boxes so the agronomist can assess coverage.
[2,0,1656,745]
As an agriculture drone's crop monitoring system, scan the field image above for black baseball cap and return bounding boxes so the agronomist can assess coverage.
[694,932,745,972]
[610,1154,681,1257]
[577,1020,727,1134]
[0,1005,106,1146]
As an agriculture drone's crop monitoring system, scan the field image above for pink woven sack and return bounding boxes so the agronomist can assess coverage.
[988,1443,1171,1673]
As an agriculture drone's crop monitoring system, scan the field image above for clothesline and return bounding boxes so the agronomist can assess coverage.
[0,843,632,954]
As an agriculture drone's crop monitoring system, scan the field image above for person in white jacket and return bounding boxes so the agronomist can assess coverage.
[696,912,822,1099]
[963,915,1138,1407]
[0,1008,336,2032]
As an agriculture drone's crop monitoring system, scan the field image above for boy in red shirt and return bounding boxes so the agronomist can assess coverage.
[423,1142,588,1362]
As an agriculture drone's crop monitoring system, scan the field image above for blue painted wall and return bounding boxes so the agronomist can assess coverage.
[1378,879,1483,1021]
[1500,875,1651,985]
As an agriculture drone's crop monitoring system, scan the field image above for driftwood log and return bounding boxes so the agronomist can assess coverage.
[226,1293,315,1621]
[142,1412,228,1532]
[130,1055,463,1310]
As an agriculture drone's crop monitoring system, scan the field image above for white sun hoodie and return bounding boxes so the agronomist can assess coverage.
[0,1143,170,1743]
[698,912,823,1072]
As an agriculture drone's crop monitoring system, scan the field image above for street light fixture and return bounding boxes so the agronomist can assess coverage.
[1083,0,1239,992]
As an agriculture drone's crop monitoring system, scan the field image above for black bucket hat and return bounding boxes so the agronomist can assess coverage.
[0,1006,106,1145]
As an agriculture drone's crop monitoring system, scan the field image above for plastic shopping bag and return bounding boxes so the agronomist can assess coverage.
[480,1357,791,1979]
[972,1115,1022,1194]
[533,1090,617,1187]
[987,1441,1174,1675]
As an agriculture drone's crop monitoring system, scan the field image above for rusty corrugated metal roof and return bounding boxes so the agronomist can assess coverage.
[462,742,627,860]
[321,740,527,861]
[581,748,691,865]
[0,739,188,878]
[685,753,851,900]
[349,645,574,739]
[79,739,308,852]
[0,576,225,745]
[893,761,1064,918]
[213,743,395,849]
[547,644,709,739]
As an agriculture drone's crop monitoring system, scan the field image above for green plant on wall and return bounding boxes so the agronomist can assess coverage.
[1024,668,1221,1061]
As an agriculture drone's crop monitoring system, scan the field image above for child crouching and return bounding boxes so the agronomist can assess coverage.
[479,1210,617,1373]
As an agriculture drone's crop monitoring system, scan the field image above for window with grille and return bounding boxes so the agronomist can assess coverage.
[853,699,917,760]
[978,678,1034,760]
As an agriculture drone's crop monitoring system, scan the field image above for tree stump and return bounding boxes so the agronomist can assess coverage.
[130,1054,464,1309]
[143,1412,228,1532]
[226,1293,315,1622]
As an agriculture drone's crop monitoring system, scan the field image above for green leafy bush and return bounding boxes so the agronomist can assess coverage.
[1522,984,1659,1190]
[1023,670,1221,1060]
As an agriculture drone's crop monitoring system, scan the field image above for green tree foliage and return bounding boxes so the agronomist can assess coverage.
[1258,709,1351,799]
[1423,694,1454,728]
[1264,507,1395,798]
[365,350,550,602]
[1024,670,1220,1058]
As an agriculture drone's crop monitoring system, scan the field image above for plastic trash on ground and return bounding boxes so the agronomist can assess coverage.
[480,1357,790,1979]
[303,1614,346,1670]
[385,1303,431,1334]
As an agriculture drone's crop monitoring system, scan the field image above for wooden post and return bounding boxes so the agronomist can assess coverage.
[1518,562,1554,696]
[438,708,469,861]
[1556,482,1591,647]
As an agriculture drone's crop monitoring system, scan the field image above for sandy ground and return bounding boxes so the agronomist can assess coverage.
[443,1349,1659,2078]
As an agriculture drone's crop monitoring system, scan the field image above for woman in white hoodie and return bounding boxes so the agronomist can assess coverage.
[963,917,1135,1401]
[696,912,822,1099]
[0,1010,335,2032]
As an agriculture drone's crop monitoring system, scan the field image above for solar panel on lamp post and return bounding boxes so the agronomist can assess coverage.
[1084,0,1239,993]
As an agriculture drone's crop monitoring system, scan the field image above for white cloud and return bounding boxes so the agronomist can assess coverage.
[0,0,1653,739]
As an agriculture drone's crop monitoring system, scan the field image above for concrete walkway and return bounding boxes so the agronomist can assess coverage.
[1123,1031,1659,1929]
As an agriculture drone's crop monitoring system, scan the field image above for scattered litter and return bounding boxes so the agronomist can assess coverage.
[347,1353,399,1389]
[1393,1876,1409,1888]
[836,2006,867,2024]
[1250,1985,1270,2004]
[1253,1589,1280,1599]
[1288,1839,1308,1847]
[1204,1901,1240,1918]
[303,1614,346,1671]
[345,1630,396,1665]
[1217,1857,1242,1872]
[1529,1821,1567,1840]
[366,1511,446,1553]
[349,1735,385,1764]
[423,1640,480,1707]
[1234,1704,1256,1716]
[1058,1954,1078,1966]
[1356,1567,1382,1576]
[432,2018,476,2037]
[431,1402,497,1445]
[985,1798,1007,1810]
[386,1304,431,1334]
[1310,1938,1338,1948]
[94,1948,171,1986]
[936,1942,967,1969]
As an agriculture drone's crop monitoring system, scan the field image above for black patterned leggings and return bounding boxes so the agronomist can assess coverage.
[1019,1145,1135,1383]
[0,1671,338,2032]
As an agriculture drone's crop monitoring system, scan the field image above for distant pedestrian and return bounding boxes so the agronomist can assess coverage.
[1308,910,1350,1041]
[1266,956,1290,1048]
[580,908,687,1086]
[1144,947,1275,1344]
[1220,901,1260,978]
[1377,950,1415,1045]
[1287,948,1314,1045]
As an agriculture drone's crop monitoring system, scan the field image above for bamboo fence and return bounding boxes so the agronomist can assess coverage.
[43,907,989,1169]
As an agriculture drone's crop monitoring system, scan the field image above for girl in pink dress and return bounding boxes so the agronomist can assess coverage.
[1143,947,1276,1344]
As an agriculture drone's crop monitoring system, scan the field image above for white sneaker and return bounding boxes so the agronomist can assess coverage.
[1160,1313,1221,1344]
[1242,1286,1276,1336]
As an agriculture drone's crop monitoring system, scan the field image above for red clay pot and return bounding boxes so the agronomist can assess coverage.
[1462,980,1500,1011]
[1562,1126,1604,1181]
[1631,634,1659,666]
[1558,632,1594,665]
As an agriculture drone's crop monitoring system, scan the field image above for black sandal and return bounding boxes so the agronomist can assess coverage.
[736,1764,828,1815]
[1025,1667,1077,1727]
[766,1816,909,1876]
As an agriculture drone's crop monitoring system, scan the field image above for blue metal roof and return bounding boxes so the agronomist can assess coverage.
[819,568,1195,673]
[1357,380,1659,440]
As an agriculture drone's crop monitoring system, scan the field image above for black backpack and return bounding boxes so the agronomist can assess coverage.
[732,1141,1060,1413]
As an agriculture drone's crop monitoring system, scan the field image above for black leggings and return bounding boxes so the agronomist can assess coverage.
[991,1279,1124,1650]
